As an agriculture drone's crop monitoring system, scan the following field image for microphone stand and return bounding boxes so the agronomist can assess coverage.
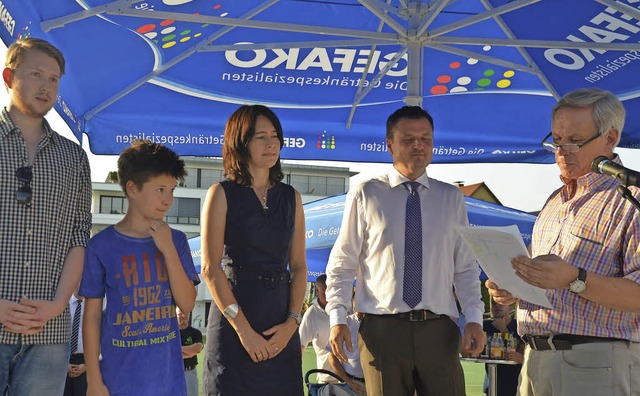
[616,185,640,212]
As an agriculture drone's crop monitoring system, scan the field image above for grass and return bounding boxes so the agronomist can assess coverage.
[195,347,486,396]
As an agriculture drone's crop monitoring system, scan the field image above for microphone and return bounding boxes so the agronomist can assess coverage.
[591,156,640,187]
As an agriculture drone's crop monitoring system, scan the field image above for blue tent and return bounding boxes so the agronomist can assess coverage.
[1,1,640,163]
[303,193,537,281]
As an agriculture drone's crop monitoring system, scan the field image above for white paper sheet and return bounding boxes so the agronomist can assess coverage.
[455,225,552,309]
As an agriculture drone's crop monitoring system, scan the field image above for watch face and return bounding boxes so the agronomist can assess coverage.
[570,280,586,294]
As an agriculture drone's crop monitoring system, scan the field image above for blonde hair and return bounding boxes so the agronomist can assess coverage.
[5,37,65,75]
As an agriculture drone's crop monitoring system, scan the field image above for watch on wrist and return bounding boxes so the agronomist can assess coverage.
[223,303,239,319]
[287,311,301,326]
[569,267,587,294]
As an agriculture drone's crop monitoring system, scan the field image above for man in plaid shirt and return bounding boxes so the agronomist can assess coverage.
[487,88,640,396]
[0,38,91,395]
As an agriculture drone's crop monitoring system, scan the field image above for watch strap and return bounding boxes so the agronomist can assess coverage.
[288,311,301,325]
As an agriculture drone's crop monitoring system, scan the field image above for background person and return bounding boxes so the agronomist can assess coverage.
[487,88,640,396]
[0,37,92,395]
[482,301,522,396]
[300,274,337,385]
[64,293,86,396]
[327,311,366,396]
[201,104,307,395]
[326,106,485,396]
[81,140,199,396]
[177,307,204,396]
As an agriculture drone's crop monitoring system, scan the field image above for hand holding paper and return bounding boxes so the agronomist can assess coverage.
[454,225,552,308]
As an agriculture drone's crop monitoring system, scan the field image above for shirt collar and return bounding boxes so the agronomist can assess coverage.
[388,166,430,190]
[0,108,55,143]
[559,154,623,194]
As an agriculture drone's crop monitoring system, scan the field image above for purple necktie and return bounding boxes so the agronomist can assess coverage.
[403,181,422,308]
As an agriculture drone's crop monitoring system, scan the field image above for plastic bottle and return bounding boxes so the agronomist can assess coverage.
[490,333,504,359]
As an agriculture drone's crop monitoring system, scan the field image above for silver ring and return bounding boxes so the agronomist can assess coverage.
[274,346,279,352]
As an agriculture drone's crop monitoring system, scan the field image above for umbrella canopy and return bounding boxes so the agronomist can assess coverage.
[1,1,639,163]
[303,192,537,281]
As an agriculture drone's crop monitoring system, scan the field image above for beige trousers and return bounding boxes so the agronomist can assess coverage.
[518,341,640,396]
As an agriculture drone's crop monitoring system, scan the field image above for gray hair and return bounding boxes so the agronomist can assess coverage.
[552,88,625,146]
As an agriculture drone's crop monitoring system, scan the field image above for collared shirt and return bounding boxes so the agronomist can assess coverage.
[299,298,334,383]
[69,295,85,354]
[326,167,484,327]
[0,108,92,345]
[518,157,640,341]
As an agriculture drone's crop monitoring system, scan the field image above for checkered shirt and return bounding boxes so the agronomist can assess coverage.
[0,108,92,344]
[518,159,640,341]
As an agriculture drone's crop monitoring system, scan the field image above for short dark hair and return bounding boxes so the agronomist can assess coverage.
[117,139,186,195]
[222,105,284,186]
[6,37,65,75]
[386,106,434,140]
[316,274,327,285]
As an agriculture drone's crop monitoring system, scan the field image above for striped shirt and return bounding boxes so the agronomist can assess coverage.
[0,108,92,345]
[518,157,640,341]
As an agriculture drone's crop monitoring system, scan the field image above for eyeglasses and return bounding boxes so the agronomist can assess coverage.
[15,166,32,206]
[541,131,602,153]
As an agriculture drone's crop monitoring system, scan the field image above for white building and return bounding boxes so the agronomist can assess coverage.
[90,157,354,331]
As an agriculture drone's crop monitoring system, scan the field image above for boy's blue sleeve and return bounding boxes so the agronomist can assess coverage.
[79,239,106,298]
[174,230,200,285]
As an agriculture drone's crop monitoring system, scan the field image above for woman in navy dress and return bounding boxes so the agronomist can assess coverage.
[201,105,307,395]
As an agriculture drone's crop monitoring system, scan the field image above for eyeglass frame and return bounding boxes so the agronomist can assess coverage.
[541,130,604,153]
[15,166,33,206]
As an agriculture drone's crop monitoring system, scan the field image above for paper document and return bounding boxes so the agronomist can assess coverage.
[455,225,552,309]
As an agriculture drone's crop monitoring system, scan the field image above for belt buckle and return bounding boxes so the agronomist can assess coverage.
[261,272,276,288]
[408,310,426,321]
[546,334,556,351]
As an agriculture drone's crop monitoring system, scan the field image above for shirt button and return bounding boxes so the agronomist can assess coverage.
[26,229,33,236]
[25,261,30,267]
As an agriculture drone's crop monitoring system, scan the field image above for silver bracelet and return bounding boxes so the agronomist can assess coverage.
[223,303,239,319]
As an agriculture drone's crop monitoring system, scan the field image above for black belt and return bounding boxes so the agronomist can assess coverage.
[381,310,447,322]
[344,372,364,382]
[227,267,290,288]
[185,365,197,372]
[523,334,627,351]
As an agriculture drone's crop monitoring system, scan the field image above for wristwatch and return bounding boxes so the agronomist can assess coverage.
[569,268,587,294]
[223,303,239,319]
[287,311,301,325]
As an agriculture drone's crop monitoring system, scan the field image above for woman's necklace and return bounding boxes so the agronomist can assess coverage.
[253,185,269,210]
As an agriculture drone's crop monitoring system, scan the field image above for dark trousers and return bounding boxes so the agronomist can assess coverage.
[358,314,465,396]
[63,353,87,396]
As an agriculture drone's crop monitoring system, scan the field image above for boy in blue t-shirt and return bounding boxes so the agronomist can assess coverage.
[80,140,199,396]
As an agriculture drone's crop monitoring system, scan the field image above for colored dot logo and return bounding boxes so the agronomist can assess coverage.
[429,46,516,95]
[17,20,32,40]
[317,131,336,150]
[134,4,226,49]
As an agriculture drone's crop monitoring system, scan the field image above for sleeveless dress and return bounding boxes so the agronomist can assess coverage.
[203,180,303,396]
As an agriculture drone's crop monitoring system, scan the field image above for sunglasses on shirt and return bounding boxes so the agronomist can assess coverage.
[16,166,32,206]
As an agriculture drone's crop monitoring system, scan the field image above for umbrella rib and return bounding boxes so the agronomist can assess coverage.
[358,0,407,35]
[348,0,395,128]
[202,39,393,52]
[351,47,408,109]
[416,0,454,37]
[428,0,541,39]
[432,36,640,51]
[113,8,400,42]
[84,0,281,121]
[477,0,559,99]
[41,0,143,32]
[426,43,536,74]
[595,0,640,22]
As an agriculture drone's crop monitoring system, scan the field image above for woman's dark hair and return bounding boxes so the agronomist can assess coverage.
[222,105,285,186]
